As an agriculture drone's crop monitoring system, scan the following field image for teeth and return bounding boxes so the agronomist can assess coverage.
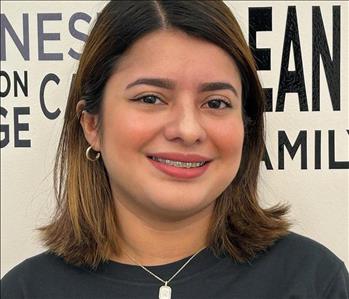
[151,157,206,168]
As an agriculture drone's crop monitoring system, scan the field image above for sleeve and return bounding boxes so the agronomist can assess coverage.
[323,262,349,299]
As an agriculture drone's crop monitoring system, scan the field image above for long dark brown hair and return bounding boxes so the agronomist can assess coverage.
[38,0,291,269]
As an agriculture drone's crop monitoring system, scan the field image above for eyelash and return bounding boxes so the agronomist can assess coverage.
[131,94,232,109]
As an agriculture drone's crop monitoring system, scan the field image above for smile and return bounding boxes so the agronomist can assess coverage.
[147,156,211,179]
[150,156,207,168]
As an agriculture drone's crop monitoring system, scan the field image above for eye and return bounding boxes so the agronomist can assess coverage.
[204,99,232,109]
[131,94,164,105]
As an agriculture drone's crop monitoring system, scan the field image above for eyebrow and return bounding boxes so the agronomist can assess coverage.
[125,77,238,97]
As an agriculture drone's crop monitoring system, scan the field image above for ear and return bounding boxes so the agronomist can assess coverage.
[76,100,101,151]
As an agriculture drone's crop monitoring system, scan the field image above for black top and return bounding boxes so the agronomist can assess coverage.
[1,232,349,299]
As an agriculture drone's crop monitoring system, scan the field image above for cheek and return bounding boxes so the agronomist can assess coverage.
[211,118,244,186]
[212,118,244,158]
[101,110,158,155]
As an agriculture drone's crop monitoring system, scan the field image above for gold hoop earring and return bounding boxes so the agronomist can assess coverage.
[86,146,100,161]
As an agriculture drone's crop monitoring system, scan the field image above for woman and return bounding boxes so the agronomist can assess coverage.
[2,1,348,298]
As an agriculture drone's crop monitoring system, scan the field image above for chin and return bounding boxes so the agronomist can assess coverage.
[148,194,214,218]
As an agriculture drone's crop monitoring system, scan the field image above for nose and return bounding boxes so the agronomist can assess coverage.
[163,98,207,146]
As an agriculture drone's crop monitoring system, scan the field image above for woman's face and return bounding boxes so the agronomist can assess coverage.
[90,30,244,221]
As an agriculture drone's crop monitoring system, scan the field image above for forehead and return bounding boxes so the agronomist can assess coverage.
[113,29,241,89]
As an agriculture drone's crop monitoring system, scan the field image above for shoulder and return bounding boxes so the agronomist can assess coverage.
[2,250,74,279]
[1,251,84,298]
[261,231,346,270]
[255,231,349,298]
[270,231,344,265]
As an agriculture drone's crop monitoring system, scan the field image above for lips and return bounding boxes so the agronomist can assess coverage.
[146,152,212,179]
[146,152,212,163]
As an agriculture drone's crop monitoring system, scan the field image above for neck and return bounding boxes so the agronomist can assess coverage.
[110,197,214,266]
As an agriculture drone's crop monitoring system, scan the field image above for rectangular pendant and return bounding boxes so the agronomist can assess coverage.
[159,285,172,299]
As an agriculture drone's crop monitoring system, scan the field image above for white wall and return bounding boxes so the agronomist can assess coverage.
[1,1,348,277]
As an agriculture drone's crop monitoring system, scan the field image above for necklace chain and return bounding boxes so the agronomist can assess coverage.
[124,246,206,285]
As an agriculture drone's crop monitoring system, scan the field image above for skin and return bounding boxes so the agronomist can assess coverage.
[79,29,244,266]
